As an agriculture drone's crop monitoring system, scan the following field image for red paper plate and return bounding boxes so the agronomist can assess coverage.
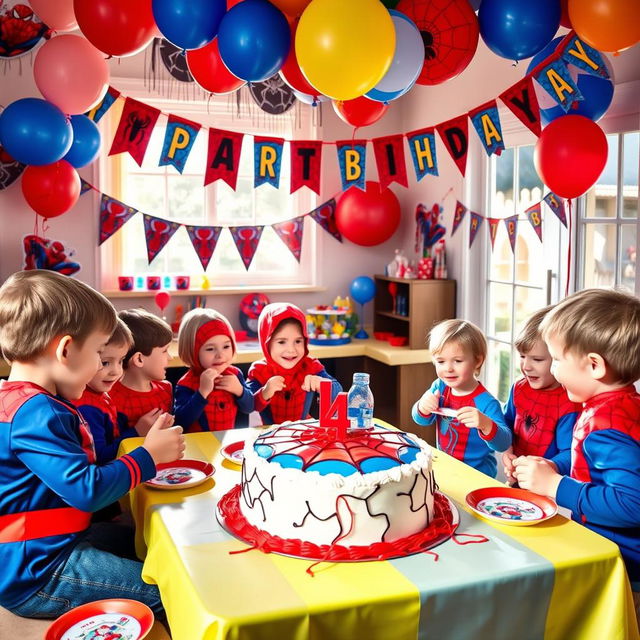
[220,441,245,465]
[45,598,154,640]
[466,487,557,526]
[145,459,214,490]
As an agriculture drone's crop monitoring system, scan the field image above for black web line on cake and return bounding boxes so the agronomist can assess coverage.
[241,463,275,523]
[396,469,434,525]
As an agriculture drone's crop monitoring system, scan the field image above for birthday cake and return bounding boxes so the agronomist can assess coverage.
[238,421,436,547]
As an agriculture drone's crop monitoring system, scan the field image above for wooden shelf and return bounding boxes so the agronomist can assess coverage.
[376,311,410,321]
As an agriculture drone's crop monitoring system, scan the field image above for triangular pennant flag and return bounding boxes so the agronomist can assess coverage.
[451,200,467,236]
[543,192,567,227]
[308,198,342,242]
[468,211,483,248]
[86,86,120,123]
[272,216,305,262]
[468,100,505,157]
[99,194,138,245]
[143,214,181,264]
[204,128,244,190]
[185,225,222,271]
[80,179,93,195]
[254,136,284,189]
[160,115,201,174]
[436,115,469,177]
[372,134,408,189]
[534,58,584,113]
[504,214,519,254]
[229,226,264,270]
[290,140,322,195]
[405,127,438,181]
[499,76,542,137]
[487,217,500,250]
[109,97,160,167]
[336,140,367,191]
[525,203,543,241]
[561,34,610,80]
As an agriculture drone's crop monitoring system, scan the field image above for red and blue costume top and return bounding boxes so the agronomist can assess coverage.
[0,381,155,609]
[247,303,341,425]
[412,378,511,478]
[74,386,139,464]
[504,379,582,475]
[555,386,640,585]
[110,379,173,429]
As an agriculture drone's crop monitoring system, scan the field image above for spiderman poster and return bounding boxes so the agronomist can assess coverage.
[0,1,49,58]
[109,98,160,167]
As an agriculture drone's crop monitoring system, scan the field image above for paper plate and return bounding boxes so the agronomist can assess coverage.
[466,487,557,526]
[220,441,245,465]
[45,599,154,640]
[145,459,214,490]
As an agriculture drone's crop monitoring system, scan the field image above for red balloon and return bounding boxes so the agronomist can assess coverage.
[186,38,246,94]
[333,96,389,128]
[74,0,156,57]
[21,161,80,218]
[534,115,608,199]
[335,181,401,246]
[155,291,171,311]
[280,19,319,99]
[559,0,572,28]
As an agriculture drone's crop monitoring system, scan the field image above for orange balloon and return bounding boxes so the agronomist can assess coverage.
[568,0,640,52]
[270,0,311,17]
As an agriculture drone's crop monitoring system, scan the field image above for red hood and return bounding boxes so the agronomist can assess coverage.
[258,302,309,367]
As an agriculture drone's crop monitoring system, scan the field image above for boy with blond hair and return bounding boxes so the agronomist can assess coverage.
[513,288,640,616]
[0,270,184,619]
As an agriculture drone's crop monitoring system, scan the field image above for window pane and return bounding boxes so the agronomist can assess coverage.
[486,340,512,404]
[514,218,545,287]
[620,224,636,291]
[495,147,514,203]
[487,282,512,340]
[514,286,545,333]
[518,146,542,194]
[582,223,616,288]
[623,132,639,219]
[586,134,618,218]
[167,175,205,222]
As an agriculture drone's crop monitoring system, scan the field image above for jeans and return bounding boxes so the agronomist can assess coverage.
[8,523,163,619]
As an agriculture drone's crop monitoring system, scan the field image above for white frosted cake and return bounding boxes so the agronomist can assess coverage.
[239,421,436,547]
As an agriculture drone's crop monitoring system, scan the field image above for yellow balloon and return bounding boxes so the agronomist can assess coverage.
[296,0,395,101]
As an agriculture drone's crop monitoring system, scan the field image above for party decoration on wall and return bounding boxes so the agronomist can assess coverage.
[21,160,80,218]
[415,203,446,257]
[373,135,408,190]
[335,181,400,246]
[0,146,25,191]
[30,0,77,33]
[406,127,438,181]
[543,192,567,227]
[336,140,367,192]
[487,218,500,249]
[532,56,584,114]
[205,128,245,189]
[249,75,296,115]
[0,0,49,58]
[349,275,376,339]
[23,235,80,275]
[229,225,265,269]
[290,140,322,195]
[308,199,341,242]
[80,178,93,196]
[397,0,479,86]
[186,38,245,94]
[185,225,222,270]
[499,76,542,137]
[152,0,226,51]
[272,216,305,262]
[504,214,519,253]
[254,137,285,188]
[525,203,543,241]
[468,211,483,248]
[158,39,193,83]
[436,115,469,177]
[99,195,139,244]
[469,100,504,156]
[87,87,121,123]
[64,115,102,168]
[239,292,270,337]
[143,214,181,263]
[160,115,201,173]
[451,200,467,236]
[109,98,161,167]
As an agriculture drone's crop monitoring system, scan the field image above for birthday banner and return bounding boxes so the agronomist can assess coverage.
[88,31,608,191]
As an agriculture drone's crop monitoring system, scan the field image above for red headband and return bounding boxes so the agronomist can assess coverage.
[194,319,235,365]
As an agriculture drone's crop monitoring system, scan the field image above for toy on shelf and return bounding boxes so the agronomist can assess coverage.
[239,292,270,338]
[349,276,376,339]
[306,297,356,345]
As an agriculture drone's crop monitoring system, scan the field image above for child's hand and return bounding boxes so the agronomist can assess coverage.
[135,408,163,437]
[215,374,243,396]
[512,456,562,497]
[502,451,517,484]
[301,375,324,392]
[262,376,285,401]
[199,368,221,398]
[418,390,440,415]
[142,412,185,465]
[456,407,493,435]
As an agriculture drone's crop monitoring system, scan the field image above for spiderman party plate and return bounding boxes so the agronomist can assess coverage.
[466,487,557,526]
[145,459,214,490]
[220,441,245,466]
[45,599,153,640]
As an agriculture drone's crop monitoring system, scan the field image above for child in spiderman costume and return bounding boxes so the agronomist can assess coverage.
[0,270,184,619]
[412,319,511,478]
[247,303,341,425]
[513,289,640,621]
[174,308,253,431]
[110,309,174,431]
[502,306,582,483]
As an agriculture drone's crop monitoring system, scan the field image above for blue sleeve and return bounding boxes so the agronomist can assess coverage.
[412,378,444,426]
[475,393,512,452]
[174,383,207,429]
[550,411,578,475]
[77,404,119,465]
[234,370,255,415]
[503,385,516,430]
[12,397,155,512]
[317,368,342,397]
[556,430,640,528]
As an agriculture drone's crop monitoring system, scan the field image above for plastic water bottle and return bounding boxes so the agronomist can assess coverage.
[347,372,374,430]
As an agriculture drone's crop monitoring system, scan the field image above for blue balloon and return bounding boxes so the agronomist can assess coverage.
[217,0,290,82]
[479,0,560,61]
[526,37,614,124]
[0,98,72,166]
[63,115,101,168]
[350,276,376,305]
[153,0,226,50]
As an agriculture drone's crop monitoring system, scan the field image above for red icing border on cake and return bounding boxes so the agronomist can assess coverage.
[217,485,457,562]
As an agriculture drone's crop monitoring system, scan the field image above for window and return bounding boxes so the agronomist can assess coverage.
[577,131,639,293]
[99,89,319,292]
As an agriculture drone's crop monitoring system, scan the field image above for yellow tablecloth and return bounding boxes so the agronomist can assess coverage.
[120,429,639,640]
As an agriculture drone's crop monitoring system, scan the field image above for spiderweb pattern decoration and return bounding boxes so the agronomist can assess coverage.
[397,0,479,86]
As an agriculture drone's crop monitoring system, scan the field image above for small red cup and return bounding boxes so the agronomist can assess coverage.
[175,275,190,290]
[118,276,134,291]
[146,276,161,291]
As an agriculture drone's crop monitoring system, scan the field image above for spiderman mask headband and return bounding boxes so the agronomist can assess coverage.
[194,319,235,368]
